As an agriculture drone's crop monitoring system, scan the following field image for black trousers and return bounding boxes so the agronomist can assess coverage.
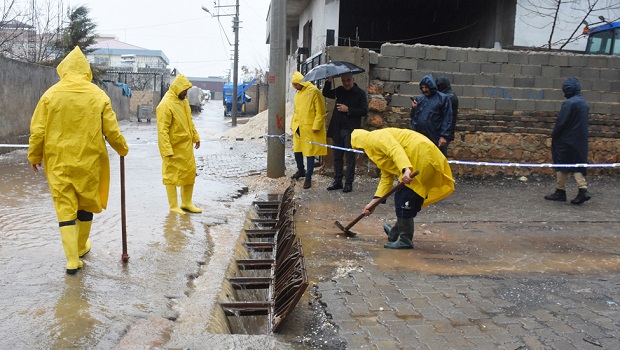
[332,129,356,184]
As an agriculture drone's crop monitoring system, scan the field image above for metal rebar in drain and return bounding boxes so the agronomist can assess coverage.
[219,182,308,333]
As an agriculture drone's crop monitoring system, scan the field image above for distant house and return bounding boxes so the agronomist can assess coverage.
[89,35,169,72]
[187,76,227,100]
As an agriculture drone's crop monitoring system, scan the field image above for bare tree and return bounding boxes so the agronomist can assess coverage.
[518,0,620,50]
[0,0,24,57]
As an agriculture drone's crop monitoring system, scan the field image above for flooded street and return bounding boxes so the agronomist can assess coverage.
[0,102,270,349]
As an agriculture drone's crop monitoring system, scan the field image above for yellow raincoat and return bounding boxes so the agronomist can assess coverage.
[157,74,200,186]
[28,46,128,222]
[291,72,327,156]
[351,128,454,207]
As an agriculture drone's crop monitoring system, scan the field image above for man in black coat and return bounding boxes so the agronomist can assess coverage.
[435,76,458,150]
[544,77,591,205]
[323,73,368,193]
[410,74,452,156]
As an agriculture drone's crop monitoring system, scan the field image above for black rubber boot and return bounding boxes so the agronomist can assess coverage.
[571,188,591,205]
[303,178,312,189]
[384,217,414,249]
[383,223,399,242]
[544,189,567,202]
[290,170,305,180]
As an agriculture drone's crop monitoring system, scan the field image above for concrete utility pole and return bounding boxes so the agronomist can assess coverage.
[202,1,240,127]
[267,0,286,178]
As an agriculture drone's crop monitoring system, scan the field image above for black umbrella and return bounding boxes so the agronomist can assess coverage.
[301,61,365,82]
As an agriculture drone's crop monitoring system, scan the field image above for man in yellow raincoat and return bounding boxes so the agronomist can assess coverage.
[28,46,129,274]
[290,71,327,189]
[351,128,454,249]
[157,74,201,214]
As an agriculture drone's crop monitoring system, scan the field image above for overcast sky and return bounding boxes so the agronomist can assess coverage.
[77,0,270,79]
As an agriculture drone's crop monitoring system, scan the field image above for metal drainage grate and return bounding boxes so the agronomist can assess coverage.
[219,182,307,333]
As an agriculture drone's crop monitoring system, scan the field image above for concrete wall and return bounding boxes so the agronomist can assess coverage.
[130,90,160,119]
[365,44,620,176]
[1,56,130,154]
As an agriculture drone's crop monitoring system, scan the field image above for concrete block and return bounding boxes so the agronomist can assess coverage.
[514,77,535,88]
[494,76,515,88]
[389,69,412,82]
[398,82,420,95]
[548,55,569,66]
[541,66,561,78]
[582,90,602,103]
[552,78,565,89]
[560,66,582,78]
[608,57,620,69]
[371,68,390,80]
[580,68,600,80]
[611,81,620,92]
[536,100,558,112]
[396,58,418,70]
[475,97,495,110]
[481,63,501,74]
[438,61,460,72]
[521,65,542,77]
[587,56,608,68]
[600,68,620,81]
[411,71,427,83]
[460,62,481,74]
[446,49,468,62]
[459,96,475,109]
[508,52,529,65]
[381,43,405,57]
[426,47,448,60]
[451,84,463,96]
[391,94,414,108]
[418,60,440,72]
[468,86,486,98]
[488,51,509,63]
[529,53,550,66]
[516,99,536,112]
[496,98,517,111]
[612,103,620,115]
[544,89,564,100]
[568,55,589,67]
[601,92,620,103]
[534,77,555,89]
[501,64,522,76]
[468,50,488,63]
[404,45,426,59]
[377,55,398,68]
[474,74,494,87]
[591,80,611,91]
[453,74,474,86]
[579,79,593,91]
[590,102,612,114]
[369,50,379,65]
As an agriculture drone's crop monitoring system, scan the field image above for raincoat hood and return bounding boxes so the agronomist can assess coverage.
[56,46,92,82]
[435,76,451,93]
[169,74,193,97]
[292,71,311,89]
[562,77,581,99]
[419,74,438,95]
[351,129,370,149]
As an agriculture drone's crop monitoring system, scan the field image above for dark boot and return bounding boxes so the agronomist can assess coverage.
[327,180,343,191]
[571,188,591,205]
[384,217,414,249]
[383,222,399,242]
[291,169,305,180]
[303,178,312,189]
[343,183,353,193]
[544,189,566,202]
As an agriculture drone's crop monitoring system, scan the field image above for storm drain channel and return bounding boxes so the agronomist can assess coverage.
[219,182,308,333]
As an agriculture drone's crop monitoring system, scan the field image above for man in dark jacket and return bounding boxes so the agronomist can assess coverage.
[545,77,591,205]
[323,72,368,193]
[410,74,453,156]
[435,76,458,148]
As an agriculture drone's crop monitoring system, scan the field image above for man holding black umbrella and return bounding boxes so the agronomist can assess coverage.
[323,72,368,193]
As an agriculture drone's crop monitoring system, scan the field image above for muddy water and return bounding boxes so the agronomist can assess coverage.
[0,102,260,349]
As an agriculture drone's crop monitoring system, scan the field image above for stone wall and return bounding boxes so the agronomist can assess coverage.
[0,56,130,154]
[364,44,620,176]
